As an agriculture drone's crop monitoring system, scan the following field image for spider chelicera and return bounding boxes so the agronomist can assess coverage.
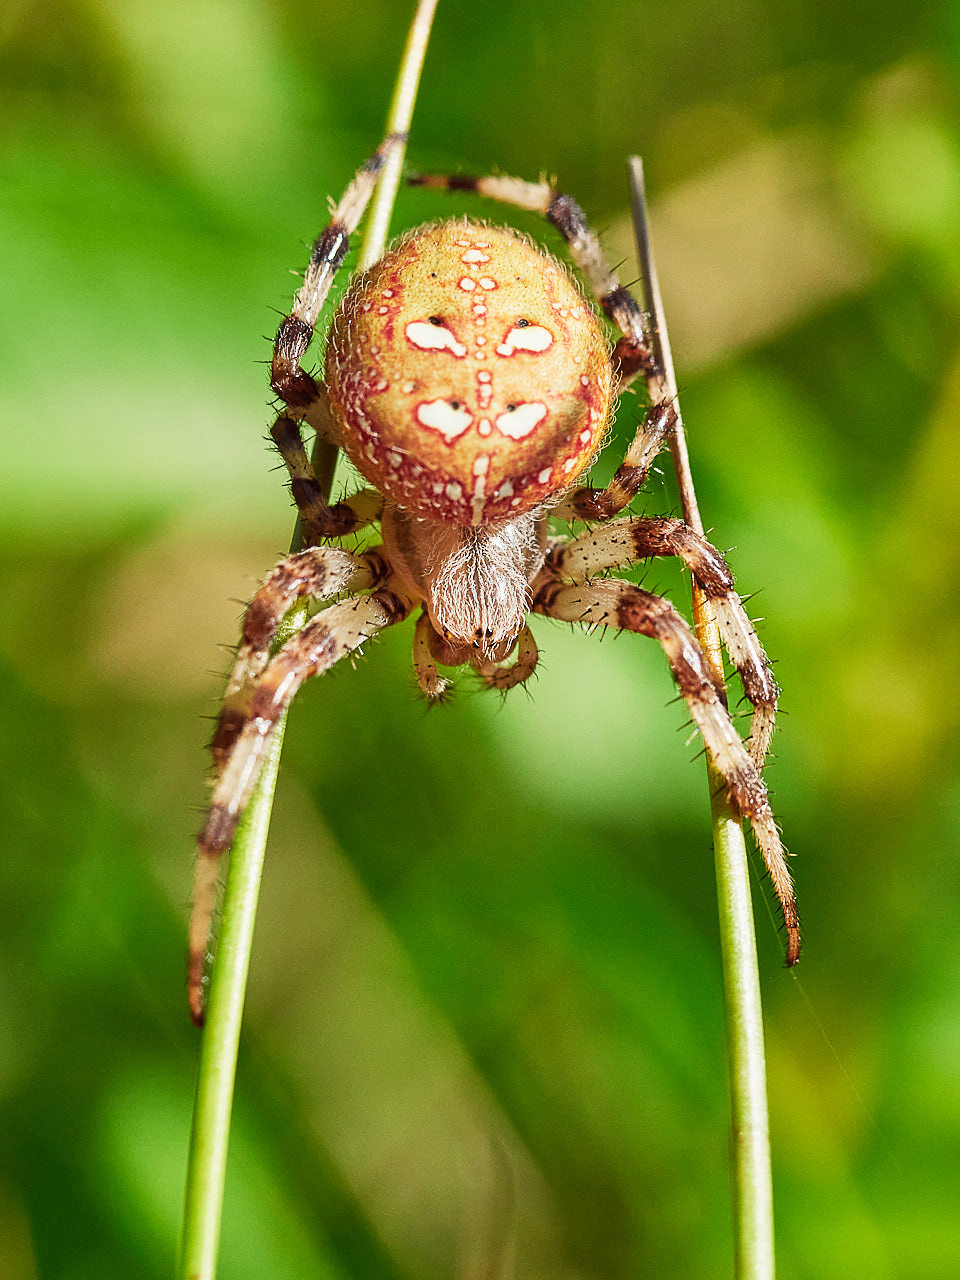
[189,133,799,1024]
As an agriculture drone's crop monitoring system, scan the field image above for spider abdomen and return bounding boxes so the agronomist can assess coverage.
[325,219,613,526]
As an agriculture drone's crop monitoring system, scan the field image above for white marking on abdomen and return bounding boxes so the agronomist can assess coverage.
[406,321,466,357]
[471,453,491,521]
[416,399,474,441]
[495,402,548,440]
[496,325,554,356]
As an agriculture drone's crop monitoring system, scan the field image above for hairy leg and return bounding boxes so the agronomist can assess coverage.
[542,517,778,765]
[272,133,407,409]
[270,412,384,543]
[210,545,389,770]
[191,586,411,1023]
[533,575,799,963]
[267,133,405,535]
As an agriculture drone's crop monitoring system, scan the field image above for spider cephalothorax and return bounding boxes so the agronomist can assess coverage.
[189,134,799,1024]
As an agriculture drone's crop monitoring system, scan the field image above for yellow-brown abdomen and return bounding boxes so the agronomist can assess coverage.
[326,219,613,525]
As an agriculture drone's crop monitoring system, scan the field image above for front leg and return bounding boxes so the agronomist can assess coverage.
[210,544,389,770]
[542,516,779,765]
[533,575,799,966]
[191,585,412,1024]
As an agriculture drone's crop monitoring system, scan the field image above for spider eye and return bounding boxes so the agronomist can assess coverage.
[449,400,461,410]
[506,403,516,411]
[515,318,529,328]
[428,315,443,325]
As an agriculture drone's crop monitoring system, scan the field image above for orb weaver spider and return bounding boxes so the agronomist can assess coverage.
[190,133,799,1024]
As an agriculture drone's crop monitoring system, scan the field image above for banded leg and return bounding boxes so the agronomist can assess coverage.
[553,399,676,522]
[272,132,407,409]
[533,576,799,965]
[409,169,675,517]
[475,624,539,692]
[541,517,779,765]
[266,133,405,538]
[271,412,384,542]
[191,587,412,1024]
[210,545,388,770]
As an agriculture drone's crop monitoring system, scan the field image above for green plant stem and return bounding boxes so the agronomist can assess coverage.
[179,719,286,1280]
[711,771,776,1278]
[359,0,439,271]
[178,5,439,1277]
[628,157,776,1280]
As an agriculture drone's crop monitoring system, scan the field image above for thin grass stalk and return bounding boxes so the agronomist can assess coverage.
[178,718,286,1280]
[177,6,440,1277]
[627,157,776,1279]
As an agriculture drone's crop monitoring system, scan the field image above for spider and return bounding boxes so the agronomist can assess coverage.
[189,132,799,1024]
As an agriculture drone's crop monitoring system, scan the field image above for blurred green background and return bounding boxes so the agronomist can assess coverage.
[2,0,959,1276]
